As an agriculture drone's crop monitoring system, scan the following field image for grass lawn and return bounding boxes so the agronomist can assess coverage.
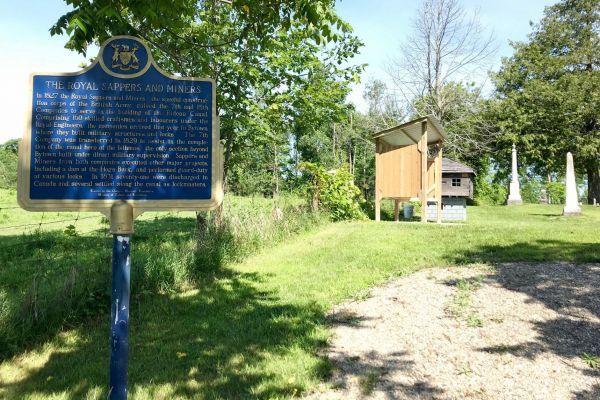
[0,203,599,399]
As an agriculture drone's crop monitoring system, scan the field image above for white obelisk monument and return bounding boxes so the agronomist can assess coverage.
[563,152,581,216]
[507,143,522,205]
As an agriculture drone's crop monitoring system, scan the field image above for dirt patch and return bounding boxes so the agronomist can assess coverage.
[305,263,600,399]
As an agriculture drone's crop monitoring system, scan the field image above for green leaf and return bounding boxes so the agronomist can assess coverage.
[72,17,87,35]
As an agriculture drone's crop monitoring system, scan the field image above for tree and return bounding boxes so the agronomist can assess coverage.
[388,0,495,116]
[299,161,366,221]
[52,0,363,195]
[362,79,404,131]
[493,0,600,203]
[412,82,498,162]
[387,0,497,160]
[291,58,358,179]
[51,1,352,56]
[312,80,405,201]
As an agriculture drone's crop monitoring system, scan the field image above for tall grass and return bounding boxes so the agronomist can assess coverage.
[193,202,326,275]
[0,192,327,359]
[0,228,110,358]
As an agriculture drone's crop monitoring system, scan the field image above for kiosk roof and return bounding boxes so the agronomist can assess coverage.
[371,115,446,147]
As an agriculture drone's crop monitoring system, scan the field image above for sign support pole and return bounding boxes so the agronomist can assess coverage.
[109,202,134,400]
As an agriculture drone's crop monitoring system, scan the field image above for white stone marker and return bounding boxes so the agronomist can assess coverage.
[563,152,581,216]
[507,143,523,205]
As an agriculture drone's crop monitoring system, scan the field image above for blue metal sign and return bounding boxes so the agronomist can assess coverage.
[18,36,222,400]
[19,36,221,210]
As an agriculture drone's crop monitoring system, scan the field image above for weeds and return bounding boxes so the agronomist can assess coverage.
[494,344,511,355]
[192,202,326,276]
[581,353,599,369]
[446,275,484,318]
[359,368,385,395]
[457,363,473,376]
[467,314,484,328]
[351,288,371,302]
[446,275,487,330]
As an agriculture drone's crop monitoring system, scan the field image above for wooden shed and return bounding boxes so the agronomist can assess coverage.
[372,115,446,223]
[442,157,475,199]
[424,158,476,221]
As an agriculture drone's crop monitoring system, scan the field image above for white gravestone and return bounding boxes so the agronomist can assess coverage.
[563,152,581,216]
[507,143,523,205]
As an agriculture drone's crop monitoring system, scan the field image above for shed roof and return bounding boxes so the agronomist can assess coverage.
[442,158,475,175]
[371,115,446,147]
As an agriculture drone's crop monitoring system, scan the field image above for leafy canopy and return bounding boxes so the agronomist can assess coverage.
[52,0,364,197]
[51,0,353,55]
[493,0,599,184]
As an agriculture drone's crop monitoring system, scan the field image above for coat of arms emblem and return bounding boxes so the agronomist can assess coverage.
[111,44,140,71]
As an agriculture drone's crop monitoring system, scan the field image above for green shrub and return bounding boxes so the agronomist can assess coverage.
[474,178,507,205]
[0,149,18,189]
[521,179,543,203]
[546,181,565,204]
[408,200,421,214]
[300,162,367,221]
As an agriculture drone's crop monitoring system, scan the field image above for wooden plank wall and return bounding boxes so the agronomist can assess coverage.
[375,142,421,199]
[441,174,473,198]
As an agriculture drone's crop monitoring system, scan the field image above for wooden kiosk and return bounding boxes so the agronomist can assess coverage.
[372,115,446,223]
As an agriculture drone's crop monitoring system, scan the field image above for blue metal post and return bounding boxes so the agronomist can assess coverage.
[109,234,131,400]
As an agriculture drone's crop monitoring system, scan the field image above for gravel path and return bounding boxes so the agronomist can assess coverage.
[305,263,600,400]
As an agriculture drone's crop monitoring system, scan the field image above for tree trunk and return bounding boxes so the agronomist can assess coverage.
[347,143,353,175]
[352,144,357,179]
[547,173,552,204]
[362,144,368,199]
[273,143,279,198]
[587,165,600,205]
[332,124,336,164]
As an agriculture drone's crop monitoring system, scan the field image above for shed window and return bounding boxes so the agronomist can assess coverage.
[451,178,461,187]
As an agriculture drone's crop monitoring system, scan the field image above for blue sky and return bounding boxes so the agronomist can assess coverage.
[0,1,91,142]
[0,0,556,143]
[335,0,556,109]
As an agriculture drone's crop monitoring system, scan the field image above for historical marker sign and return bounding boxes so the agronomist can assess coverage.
[18,36,222,212]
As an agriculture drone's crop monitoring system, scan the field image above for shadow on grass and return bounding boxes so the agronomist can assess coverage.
[0,215,203,360]
[2,209,330,399]
[0,215,222,360]
[1,268,329,399]
[450,239,600,264]
[0,230,111,359]
[528,213,562,217]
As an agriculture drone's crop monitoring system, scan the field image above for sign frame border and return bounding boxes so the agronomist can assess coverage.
[18,35,223,213]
